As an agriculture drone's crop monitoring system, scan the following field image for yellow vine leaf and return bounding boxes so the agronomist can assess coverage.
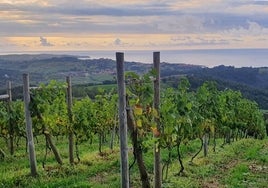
[210,125,215,134]
[136,119,142,128]
[150,122,157,128]
[146,106,152,114]
[152,108,158,118]
[151,127,160,137]
[134,105,143,115]
[2,129,7,135]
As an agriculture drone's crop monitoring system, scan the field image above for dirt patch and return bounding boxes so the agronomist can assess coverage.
[249,163,268,173]
[201,178,222,188]
[218,159,238,172]
[89,172,109,184]
[98,149,118,160]
[201,159,239,188]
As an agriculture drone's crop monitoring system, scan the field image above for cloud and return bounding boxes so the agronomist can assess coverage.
[1,0,268,50]
[223,21,268,36]
[1,0,268,36]
[156,15,206,33]
[253,0,268,5]
[0,38,19,51]
[113,38,122,46]
[112,38,133,47]
[170,35,229,46]
[40,36,54,46]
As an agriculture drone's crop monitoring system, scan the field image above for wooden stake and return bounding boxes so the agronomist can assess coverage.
[116,52,129,188]
[66,76,74,164]
[7,81,14,155]
[153,52,162,188]
[23,74,38,177]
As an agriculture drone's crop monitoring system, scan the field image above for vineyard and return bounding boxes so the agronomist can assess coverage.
[0,52,267,187]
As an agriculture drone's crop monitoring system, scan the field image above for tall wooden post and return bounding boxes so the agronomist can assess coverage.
[203,133,209,157]
[23,74,38,177]
[116,52,129,188]
[66,76,74,164]
[7,81,14,155]
[153,52,162,188]
[7,81,12,101]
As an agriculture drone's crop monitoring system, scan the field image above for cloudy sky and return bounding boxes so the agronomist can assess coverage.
[1,0,268,52]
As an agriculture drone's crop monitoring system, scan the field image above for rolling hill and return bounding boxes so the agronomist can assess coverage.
[0,54,268,108]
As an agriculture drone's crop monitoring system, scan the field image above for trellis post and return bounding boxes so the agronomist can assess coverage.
[23,74,38,176]
[66,76,74,164]
[116,52,129,188]
[6,81,14,155]
[153,52,162,188]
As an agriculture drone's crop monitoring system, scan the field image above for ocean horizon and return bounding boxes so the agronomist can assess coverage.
[1,48,267,68]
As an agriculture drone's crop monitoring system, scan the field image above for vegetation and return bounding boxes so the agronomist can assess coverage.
[0,56,267,187]
[1,54,268,108]
[0,137,267,187]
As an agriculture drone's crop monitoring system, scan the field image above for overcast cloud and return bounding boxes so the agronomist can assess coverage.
[0,0,268,51]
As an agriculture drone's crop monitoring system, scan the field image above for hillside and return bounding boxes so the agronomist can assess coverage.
[194,65,268,89]
[1,54,268,108]
[0,54,203,90]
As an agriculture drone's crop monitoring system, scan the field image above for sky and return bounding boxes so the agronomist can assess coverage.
[1,0,268,52]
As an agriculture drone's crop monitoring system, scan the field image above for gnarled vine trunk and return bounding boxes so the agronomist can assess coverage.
[190,137,203,163]
[126,99,150,188]
[177,140,184,175]
[44,131,63,165]
[37,113,63,165]
[0,148,6,159]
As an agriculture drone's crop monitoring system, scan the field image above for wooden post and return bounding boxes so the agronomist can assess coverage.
[7,81,14,155]
[116,52,129,188]
[7,81,12,101]
[23,74,38,177]
[66,76,74,164]
[153,52,162,188]
[203,133,209,157]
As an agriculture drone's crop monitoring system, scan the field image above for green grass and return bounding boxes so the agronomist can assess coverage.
[0,136,267,187]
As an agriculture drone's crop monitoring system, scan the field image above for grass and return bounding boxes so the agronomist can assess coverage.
[0,136,267,188]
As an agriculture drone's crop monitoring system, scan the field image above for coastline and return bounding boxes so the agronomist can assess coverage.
[1,48,268,68]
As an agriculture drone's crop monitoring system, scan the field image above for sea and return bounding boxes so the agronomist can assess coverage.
[1,48,267,68]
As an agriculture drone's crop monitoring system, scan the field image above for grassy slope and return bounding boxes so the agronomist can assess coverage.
[164,138,268,188]
[0,137,267,188]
